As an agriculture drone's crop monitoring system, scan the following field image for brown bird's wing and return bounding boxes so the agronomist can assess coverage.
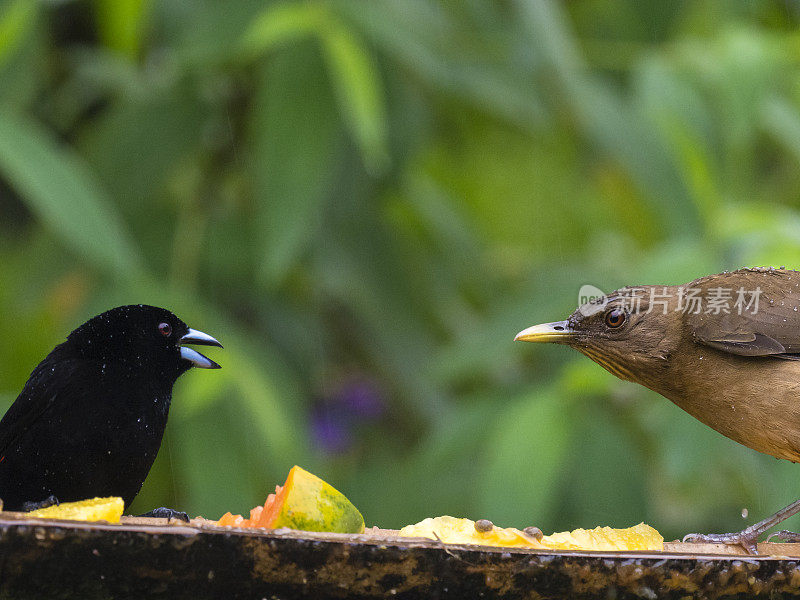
[687,268,800,358]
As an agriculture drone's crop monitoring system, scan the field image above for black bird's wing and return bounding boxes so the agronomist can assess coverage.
[687,268,800,358]
[0,354,83,461]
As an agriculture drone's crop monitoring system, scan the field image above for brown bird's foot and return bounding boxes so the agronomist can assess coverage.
[138,507,189,522]
[683,498,800,554]
[682,529,761,554]
[22,495,59,511]
[766,530,800,543]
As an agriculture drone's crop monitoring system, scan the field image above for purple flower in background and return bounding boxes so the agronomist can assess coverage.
[310,409,350,455]
[338,379,385,419]
[310,376,386,455]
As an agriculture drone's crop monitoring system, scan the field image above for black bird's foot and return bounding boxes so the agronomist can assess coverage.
[22,495,59,512]
[682,530,760,554]
[138,507,190,522]
[766,530,800,543]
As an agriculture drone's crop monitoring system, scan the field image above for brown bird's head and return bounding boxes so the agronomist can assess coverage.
[515,287,685,388]
[515,267,800,398]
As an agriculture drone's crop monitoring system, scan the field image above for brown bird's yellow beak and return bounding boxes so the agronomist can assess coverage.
[514,321,574,343]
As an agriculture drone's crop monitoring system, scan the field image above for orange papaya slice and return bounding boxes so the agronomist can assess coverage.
[217,465,364,534]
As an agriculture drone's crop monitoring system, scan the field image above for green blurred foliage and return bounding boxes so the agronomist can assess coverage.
[1,0,800,541]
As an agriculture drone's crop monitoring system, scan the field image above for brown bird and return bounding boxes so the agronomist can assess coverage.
[515,267,800,553]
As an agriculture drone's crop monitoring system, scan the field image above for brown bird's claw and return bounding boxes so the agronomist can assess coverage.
[766,530,800,543]
[682,499,800,554]
[682,531,760,554]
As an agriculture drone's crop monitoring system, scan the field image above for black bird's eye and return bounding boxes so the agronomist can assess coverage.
[604,308,626,329]
[158,322,172,337]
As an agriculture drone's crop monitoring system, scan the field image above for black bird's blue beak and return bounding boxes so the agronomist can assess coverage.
[180,328,223,369]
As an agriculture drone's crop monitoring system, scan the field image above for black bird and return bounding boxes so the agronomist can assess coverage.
[0,305,222,513]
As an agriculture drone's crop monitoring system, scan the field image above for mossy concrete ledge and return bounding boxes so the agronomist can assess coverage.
[2,517,800,598]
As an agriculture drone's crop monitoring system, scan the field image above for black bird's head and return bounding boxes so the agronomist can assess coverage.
[66,305,223,382]
[514,287,683,388]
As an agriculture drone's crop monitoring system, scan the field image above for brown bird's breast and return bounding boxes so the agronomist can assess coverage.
[659,345,800,463]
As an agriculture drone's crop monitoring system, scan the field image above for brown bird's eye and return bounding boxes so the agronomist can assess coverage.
[604,308,626,329]
[158,322,172,337]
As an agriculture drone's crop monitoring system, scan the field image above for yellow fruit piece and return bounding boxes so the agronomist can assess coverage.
[542,523,663,551]
[399,516,544,548]
[398,516,663,552]
[28,497,124,523]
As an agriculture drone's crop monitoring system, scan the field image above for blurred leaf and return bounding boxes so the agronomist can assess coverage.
[157,0,266,67]
[656,120,721,225]
[92,0,149,58]
[79,86,206,206]
[228,348,302,463]
[337,0,546,129]
[713,202,800,268]
[240,1,325,55]
[477,387,574,530]
[0,236,94,394]
[558,359,616,397]
[514,0,583,78]
[0,0,35,68]
[319,21,388,173]
[761,96,800,166]
[558,399,649,529]
[77,83,208,278]
[243,1,388,172]
[515,0,702,237]
[578,82,702,236]
[251,43,339,287]
[0,111,143,276]
[420,119,613,256]
[166,401,265,518]
[314,188,449,423]
[346,398,497,528]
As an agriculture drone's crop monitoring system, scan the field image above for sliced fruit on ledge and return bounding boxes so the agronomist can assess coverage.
[28,496,124,523]
[399,516,663,551]
[217,465,365,534]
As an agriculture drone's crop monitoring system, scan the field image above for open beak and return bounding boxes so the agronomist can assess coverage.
[180,328,223,369]
[514,321,574,343]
